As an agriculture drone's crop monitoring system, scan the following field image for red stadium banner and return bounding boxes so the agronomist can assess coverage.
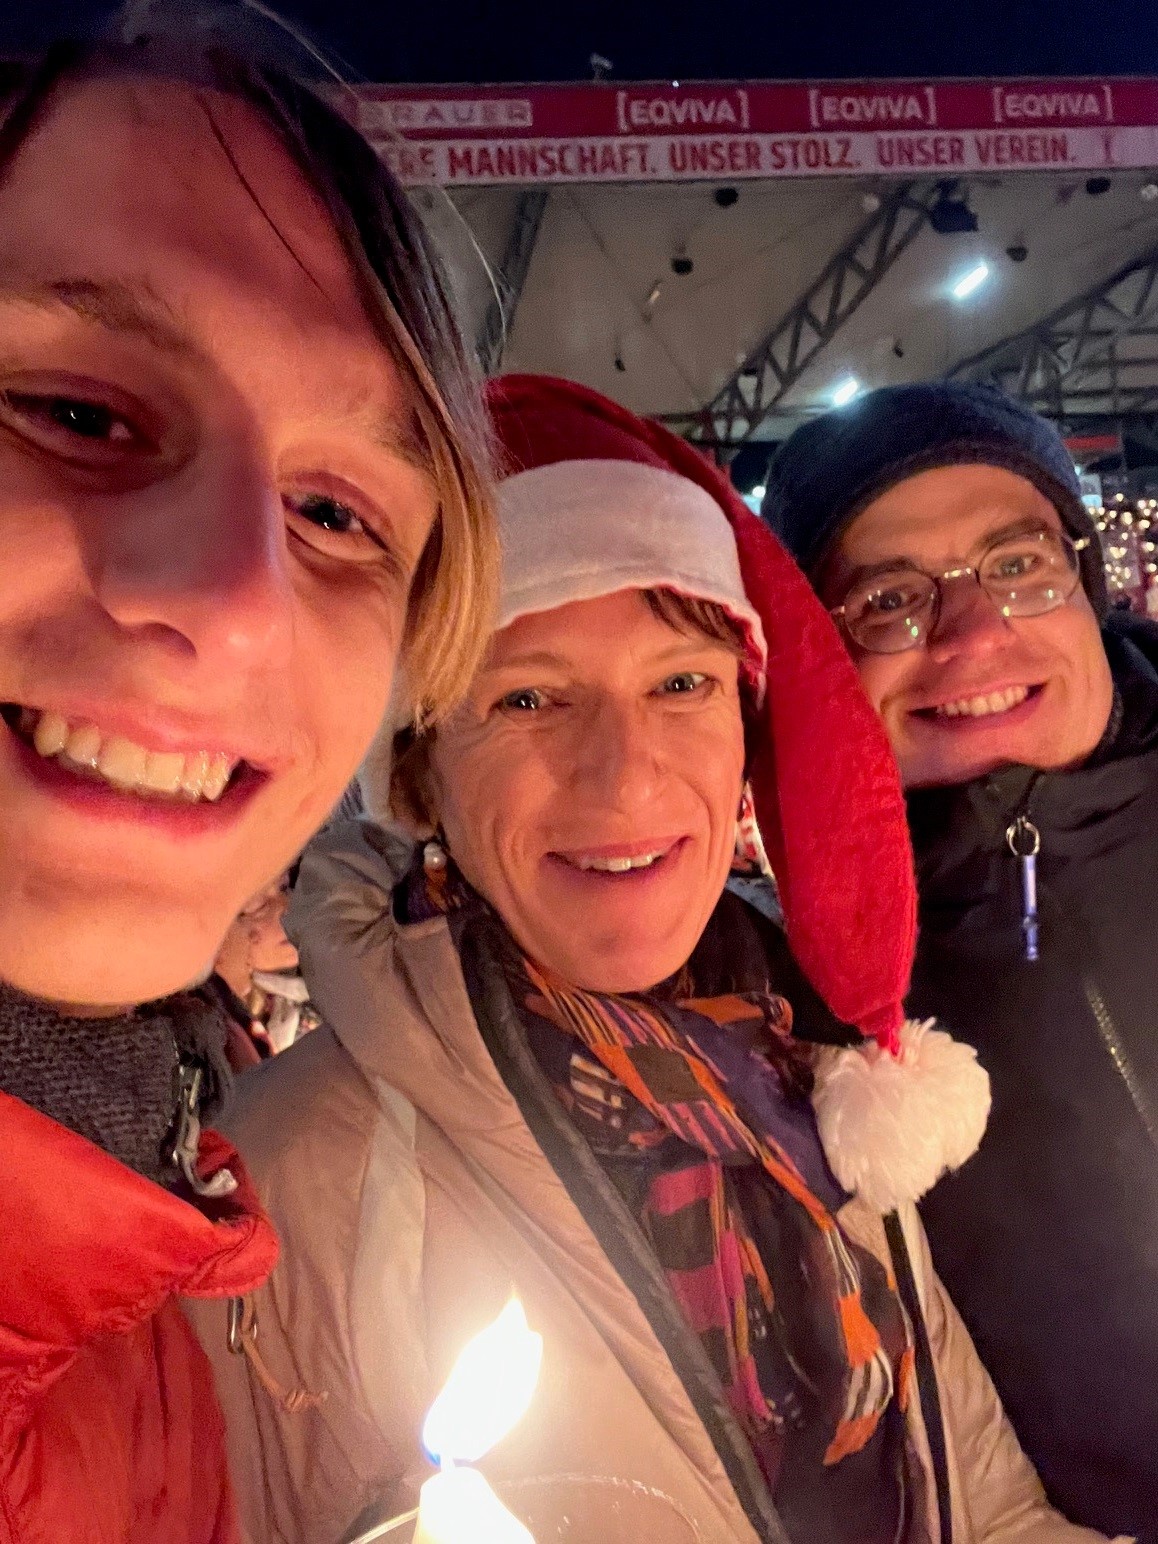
[355,78,1158,186]
[1065,432,1124,459]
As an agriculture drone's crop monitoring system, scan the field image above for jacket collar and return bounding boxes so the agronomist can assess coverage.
[0,1089,277,1363]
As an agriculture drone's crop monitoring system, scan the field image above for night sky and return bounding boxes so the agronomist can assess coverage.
[5,0,1158,82]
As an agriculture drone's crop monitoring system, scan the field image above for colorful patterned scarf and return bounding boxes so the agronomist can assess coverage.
[403,847,911,1480]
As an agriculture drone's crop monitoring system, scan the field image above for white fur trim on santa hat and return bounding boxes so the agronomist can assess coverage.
[811,1019,991,1213]
[497,459,767,678]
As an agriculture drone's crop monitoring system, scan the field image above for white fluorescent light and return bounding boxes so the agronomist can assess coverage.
[751,483,767,500]
[952,261,991,300]
[831,376,860,407]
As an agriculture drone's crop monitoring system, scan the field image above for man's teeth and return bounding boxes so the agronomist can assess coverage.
[934,685,1030,720]
[574,851,666,873]
[25,710,235,800]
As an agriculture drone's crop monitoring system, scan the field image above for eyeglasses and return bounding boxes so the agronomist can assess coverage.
[830,528,1091,656]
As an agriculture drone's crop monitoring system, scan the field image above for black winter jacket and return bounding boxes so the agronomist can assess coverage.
[911,613,1158,1541]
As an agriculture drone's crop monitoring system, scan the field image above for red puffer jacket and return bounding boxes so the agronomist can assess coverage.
[0,1090,278,1543]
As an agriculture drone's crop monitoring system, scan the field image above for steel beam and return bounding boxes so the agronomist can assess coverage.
[949,243,1158,422]
[1117,416,1158,460]
[679,182,938,447]
[478,190,549,375]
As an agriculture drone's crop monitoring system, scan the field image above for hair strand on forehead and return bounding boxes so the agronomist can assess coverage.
[642,588,747,654]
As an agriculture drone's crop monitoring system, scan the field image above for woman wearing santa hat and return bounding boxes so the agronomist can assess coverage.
[198,377,1115,1544]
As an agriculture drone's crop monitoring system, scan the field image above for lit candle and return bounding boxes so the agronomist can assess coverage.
[413,1465,532,1544]
[413,1298,543,1544]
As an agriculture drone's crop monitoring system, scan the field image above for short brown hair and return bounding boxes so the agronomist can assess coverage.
[389,587,748,830]
[642,588,747,654]
[0,25,498,723]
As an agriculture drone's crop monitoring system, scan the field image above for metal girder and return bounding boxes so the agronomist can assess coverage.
[478,190,549,375]
[949,244,1158,422]
[679,182,938,447]
[1117,415,1158,460]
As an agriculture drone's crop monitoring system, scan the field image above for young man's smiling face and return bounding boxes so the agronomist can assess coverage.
[0,78,438,1008]
[821,464,1114,789]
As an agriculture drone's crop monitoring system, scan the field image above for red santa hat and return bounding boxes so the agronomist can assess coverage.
[495,457,768,697]
[486,374,989,1208]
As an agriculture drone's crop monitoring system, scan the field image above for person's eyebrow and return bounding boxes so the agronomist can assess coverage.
[323,388,430,475]
[840,555,927,591]
[484,633,734,677]
[362,400,431,475]
[484,650,572,674]
[978,514,1060,549]
[650,635,740,661]
[0,275,204,359]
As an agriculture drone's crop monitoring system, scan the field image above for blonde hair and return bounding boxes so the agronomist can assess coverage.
[381,337,498,725]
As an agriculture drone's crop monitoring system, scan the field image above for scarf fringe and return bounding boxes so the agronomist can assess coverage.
[811,1020,991,1213]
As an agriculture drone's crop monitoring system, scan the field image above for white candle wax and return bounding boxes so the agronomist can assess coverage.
[413,1466,533,1544]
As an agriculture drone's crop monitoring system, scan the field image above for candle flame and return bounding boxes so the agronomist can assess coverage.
[414,1467,533,1544]
[422,1298,543,1466]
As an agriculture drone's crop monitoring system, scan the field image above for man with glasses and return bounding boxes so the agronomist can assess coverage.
[764,382,1158,1542]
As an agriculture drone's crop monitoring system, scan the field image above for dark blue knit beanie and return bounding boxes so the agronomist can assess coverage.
[761,382,1107,617]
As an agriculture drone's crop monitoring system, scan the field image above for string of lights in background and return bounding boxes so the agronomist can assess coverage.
[1093,493,1158,615]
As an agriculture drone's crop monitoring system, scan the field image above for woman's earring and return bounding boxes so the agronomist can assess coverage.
[423,836,448,874]
[734,783,775,880]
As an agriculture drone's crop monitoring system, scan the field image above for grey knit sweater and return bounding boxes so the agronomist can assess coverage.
[0,981,231,1186]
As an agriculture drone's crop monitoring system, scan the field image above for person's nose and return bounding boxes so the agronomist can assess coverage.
[924,575,1013,665]
[574,696,663,810]
[85,437,294,674]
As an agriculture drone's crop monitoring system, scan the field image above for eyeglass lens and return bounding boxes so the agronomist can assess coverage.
[842,530,1082,654]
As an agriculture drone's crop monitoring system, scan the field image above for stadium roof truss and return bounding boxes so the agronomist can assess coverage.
[949,244,1158,422]
[673,181,941,447]
[478,189,550,374]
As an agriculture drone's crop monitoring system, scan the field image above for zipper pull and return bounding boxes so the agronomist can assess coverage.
[169,1062,237,1199]
[1005,816,1041,963]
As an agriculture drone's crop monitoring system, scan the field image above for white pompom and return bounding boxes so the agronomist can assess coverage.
[811,1020,991,1213]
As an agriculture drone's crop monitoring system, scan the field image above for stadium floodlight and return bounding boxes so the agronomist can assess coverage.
[831,376,861,407]
[951,261,991,300]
